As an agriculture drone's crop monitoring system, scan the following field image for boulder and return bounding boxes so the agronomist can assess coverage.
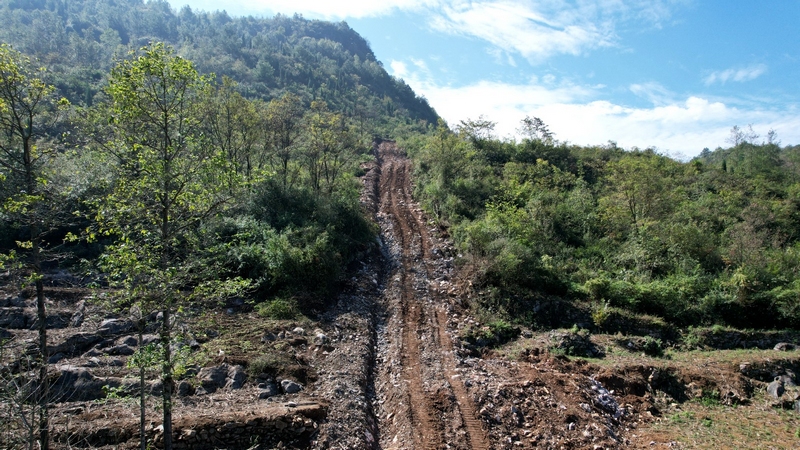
[177,380,193,397]
[313,332,329,346]
[117,336,138,347]
[0,309,28,329]
[774,342,796,351]
[258,383,280,399]
[51,365,122,402]
[50,332,104,358]
[197,364,229,393]
[767,379,785,399]
[281,379,302,394]
[105,344,135,356]
[226,365,247,390]
[97,319,134,336]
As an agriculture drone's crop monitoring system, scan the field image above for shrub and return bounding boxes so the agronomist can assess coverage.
[255,298,300,320]
[641,336,664,357]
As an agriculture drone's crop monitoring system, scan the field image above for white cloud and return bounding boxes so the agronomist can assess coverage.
[629,82,674,106]
[704,64,768,85]
[398,65,800,157]
[390,60,408,78]
[173,1,682,61]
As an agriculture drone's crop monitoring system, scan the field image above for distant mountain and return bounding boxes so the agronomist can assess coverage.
[0,0,439,133]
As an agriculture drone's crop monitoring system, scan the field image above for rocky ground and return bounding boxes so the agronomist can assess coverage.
[2,141,800,449]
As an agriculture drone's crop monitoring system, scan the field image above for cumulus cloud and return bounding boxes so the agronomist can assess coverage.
[173,1,681,61]
[704,64,768,85]
[398,65,800,156]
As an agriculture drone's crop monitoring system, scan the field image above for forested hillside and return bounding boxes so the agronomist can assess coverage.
[0,0,438,133]
[405,119,800,330]
[0,0,441,307]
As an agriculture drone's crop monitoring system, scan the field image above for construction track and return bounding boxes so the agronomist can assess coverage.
[373,141,489,450]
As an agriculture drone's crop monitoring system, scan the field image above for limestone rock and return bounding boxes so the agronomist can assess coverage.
[281,379,302,394]
[767,379,785,399]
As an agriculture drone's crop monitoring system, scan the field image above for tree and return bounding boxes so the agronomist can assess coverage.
[97,43,240,450]
[203,76,259,183]
[304,100,355,195]
[517,115,554,143]
[0,43,68,450]
[265,92,304,190]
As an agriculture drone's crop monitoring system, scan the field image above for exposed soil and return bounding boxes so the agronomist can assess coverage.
[2,140,800,449]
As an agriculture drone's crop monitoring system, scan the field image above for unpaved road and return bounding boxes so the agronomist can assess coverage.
[372,141,488,450]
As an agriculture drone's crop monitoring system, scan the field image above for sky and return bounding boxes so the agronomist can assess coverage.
[168,0,800,158]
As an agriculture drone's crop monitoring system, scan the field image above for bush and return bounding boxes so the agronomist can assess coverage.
[255,298,300,320]
[641,336,664,357]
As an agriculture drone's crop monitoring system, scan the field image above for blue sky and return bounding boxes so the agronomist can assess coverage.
[169,0,800,158]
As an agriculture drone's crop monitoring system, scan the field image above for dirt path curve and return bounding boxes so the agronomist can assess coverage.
[373,141,489,450]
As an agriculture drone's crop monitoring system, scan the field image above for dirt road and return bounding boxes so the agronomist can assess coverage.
[372,141,489,450]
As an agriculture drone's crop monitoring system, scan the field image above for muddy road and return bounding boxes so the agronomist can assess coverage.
[371,141,488,450]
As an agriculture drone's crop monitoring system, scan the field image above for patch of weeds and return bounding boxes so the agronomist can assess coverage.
[669,410,694,424]
[591,300,612,329]
[549,327,604,358]
[641,336,665,357]
[698,389,721,407]
[702,416,713,427]
[247,352,295,378]
[460,319,520,349]
[255,298,300,320]
[681,326,704,350]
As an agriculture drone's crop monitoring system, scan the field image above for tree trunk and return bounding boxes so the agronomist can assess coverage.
[161,306,173,450]
[138,321,147,450]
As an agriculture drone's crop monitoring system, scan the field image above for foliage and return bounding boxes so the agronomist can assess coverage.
[412,119,800,330]
[255,298,300,320]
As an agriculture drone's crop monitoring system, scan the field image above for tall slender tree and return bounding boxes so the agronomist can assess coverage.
[0,43,68,450]
[97,43,236,450]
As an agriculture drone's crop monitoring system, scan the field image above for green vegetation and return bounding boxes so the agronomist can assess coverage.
[408,117,800,330]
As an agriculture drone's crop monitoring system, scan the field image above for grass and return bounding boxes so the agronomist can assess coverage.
[644,389,800,449]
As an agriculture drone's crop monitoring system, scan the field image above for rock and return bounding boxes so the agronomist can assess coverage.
[48,352,67,364]
[774,342,795,351]
[778,374,797,388]
[50,333,104,357]
[767,379,785,398]
[281,379,302,394]
[261,332,276,343]
[97,319,134,336]
[106,344,135,356]
[70,311,84,328]
[177,380,193,397]
[292,327,305,336]
[258,383,280,399]
[195,386,208,396]
[0,328,11,340]
[142,334,160,345]
[51,365,122,402]
[226,365,247,389]
[0,310,28,329]
[313,333,329,346]
[197,364,229,393]
[117,336,138,347]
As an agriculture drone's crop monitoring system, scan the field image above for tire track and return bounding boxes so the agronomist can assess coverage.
[375,141,489,450]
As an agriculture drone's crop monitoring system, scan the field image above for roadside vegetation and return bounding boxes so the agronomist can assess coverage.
[406,117,800,331]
